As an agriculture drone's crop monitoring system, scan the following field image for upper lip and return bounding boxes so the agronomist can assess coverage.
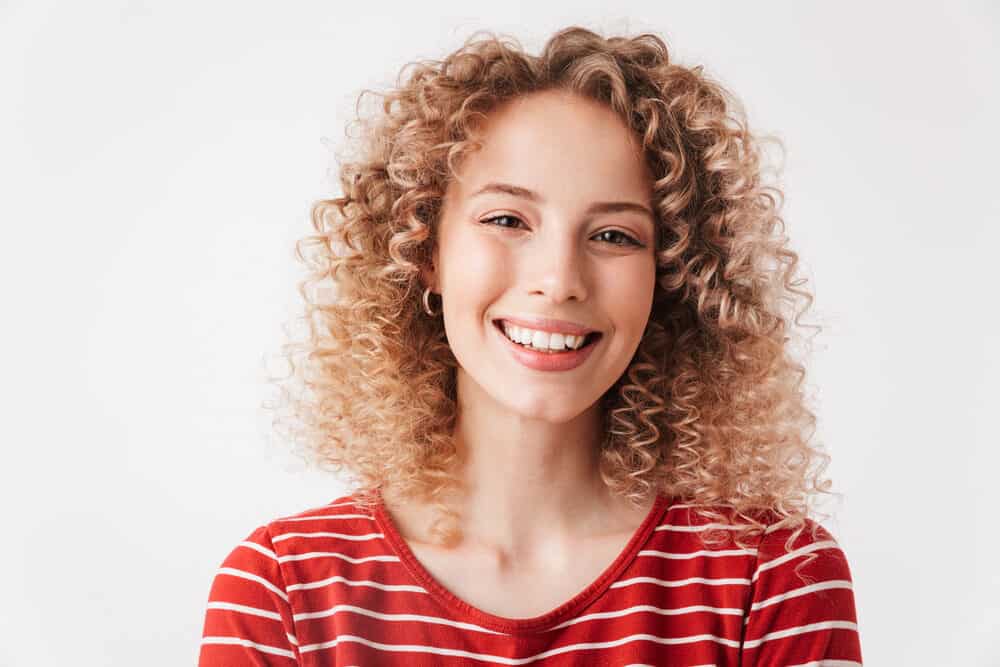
[493,316,601,337]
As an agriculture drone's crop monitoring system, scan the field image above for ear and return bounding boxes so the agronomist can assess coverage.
[420,224,440,292]
[419,263,437,294]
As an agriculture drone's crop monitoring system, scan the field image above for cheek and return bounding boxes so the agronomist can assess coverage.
[442,233,509,302]
[598,260,656,319]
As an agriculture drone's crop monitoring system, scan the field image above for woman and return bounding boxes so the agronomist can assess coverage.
[199,26,863,665]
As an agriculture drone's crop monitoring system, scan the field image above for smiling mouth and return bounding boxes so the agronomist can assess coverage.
[491,320,602,352]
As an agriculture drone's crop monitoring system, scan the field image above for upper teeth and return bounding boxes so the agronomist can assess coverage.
[501,322,589,351]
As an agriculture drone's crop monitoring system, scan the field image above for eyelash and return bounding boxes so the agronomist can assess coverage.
[479,214,644,248]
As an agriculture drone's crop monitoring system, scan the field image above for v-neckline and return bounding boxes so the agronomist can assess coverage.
[373,490,671,635]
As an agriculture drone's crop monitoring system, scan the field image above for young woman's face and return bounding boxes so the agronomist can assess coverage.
[430,89,658,425]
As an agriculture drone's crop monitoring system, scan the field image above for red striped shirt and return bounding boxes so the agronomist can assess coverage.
[199,493,862,665]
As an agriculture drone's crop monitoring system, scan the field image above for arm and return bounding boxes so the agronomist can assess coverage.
[199,525,300,665]
[739,519,863,666]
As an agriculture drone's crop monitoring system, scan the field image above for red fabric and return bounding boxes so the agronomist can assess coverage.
[199,493,862,665]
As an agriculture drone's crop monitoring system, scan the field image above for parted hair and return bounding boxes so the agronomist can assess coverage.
[266,25,837,559]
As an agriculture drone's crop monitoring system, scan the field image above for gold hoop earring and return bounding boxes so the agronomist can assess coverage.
[422,286,439,317]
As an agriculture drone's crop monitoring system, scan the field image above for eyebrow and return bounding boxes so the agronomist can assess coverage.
[470,182,656,222]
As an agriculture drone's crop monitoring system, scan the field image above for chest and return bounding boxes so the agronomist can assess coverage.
[407,534,632,619]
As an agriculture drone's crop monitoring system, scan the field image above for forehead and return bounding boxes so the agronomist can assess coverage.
[447,90,652,202]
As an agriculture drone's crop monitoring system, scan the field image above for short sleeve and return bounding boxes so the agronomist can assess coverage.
[739,519,863,666]
[199,525,300,665]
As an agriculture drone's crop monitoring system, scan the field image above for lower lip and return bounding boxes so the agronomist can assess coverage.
[492,321,602,372]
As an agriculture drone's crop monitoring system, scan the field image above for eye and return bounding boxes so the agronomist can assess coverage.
[480,215,644,248]
[592,229,643,248]
[480,214,524,230]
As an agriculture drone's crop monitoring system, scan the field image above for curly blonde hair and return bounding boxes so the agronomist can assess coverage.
[265,25,837,558]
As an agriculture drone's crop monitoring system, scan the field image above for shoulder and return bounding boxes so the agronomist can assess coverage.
[254,493,386,569]
[212,493,381,584]
[652,502,857,597]
[265,493,380,544]
[741,516,863,663]
[204,493,386,616]
[200,495,375,663]
[752,517,856,591]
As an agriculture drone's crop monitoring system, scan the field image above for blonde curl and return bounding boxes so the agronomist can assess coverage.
[263,26,838,569]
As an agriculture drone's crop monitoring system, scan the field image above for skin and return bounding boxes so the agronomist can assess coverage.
[406,88,659,583]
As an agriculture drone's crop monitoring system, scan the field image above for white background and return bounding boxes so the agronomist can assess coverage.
[2,1,997,664]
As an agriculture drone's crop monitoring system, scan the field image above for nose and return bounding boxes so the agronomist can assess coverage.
[524,225,590,304]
